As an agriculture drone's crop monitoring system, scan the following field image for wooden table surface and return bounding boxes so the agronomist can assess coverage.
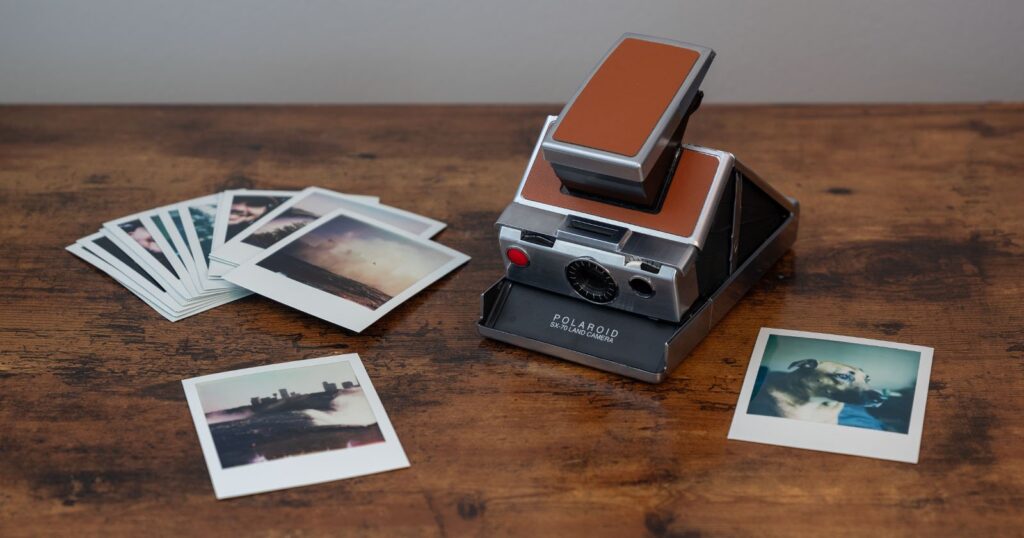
[1,104,1022,537]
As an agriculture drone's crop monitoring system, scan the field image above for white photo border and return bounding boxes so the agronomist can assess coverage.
[728,327,934,463]
[181,353,409,499]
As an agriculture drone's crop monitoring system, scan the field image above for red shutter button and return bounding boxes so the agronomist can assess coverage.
[506,247,530,267]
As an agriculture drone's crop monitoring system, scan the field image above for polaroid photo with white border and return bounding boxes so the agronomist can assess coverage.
[86,230,250,305]
[73,233,248,320]
[80,231,190,308]
[210,189,296,255]
[155,196,221,292]
[148,210,240,300]
[68,241,183,322]
[141,214,202,297]
[224,207,469,332]
[213,186,433,269]
[74,232,239,321]
[182,353,409,499]
[179,195,237,290]
[208,190,299,277]
[103,212,196,298]
[728,328,934,463]
[154,208,202,291]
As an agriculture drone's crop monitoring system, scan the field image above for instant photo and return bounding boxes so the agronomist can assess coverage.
[179,195,237,290]
[158,208,204,290]
[152,194,230,293]
[84,233,167,295]
[72,232,248,321]
[82,232,188,307]
[103,212,197,298]
[213,187,430,269]
[73,191,254,321]
[208,190,297,277]
[728,328,934,463]
[68,241,183,322]
[185,199,218,268]
[124,219,175,274]
[181,354,408,499]
[211,190,295,251]
[224,208,469,332]
[106,203,253,304]
[142,214,202,296]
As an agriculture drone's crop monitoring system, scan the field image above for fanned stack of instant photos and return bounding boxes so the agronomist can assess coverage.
[68,187,469,331]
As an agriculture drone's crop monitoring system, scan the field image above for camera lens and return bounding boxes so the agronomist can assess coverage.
[628,277,654,297]
[566,259,618,303]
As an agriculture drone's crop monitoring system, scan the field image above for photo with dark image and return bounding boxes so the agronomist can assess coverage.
[150,217,185,265]
[241,192,434,250]
[169,209,189,244]
[747,334,921,433]
[242,206,319,248]
[188,203,216,261]
[167,209,195,267]
[196,361,383,469]
[256,213,455,309]
[92,235,165,292]
[118,219,178,276]
[226,195,288,242]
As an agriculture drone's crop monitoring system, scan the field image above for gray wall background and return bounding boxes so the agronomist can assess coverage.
[2,0,1022,104]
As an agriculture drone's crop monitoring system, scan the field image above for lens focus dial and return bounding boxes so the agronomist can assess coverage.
[566,259,618,303]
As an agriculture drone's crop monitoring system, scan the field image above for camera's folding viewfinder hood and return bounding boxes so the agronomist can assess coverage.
[542,34,715,208]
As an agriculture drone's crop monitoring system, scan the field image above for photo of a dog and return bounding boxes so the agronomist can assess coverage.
[746,334,920,433]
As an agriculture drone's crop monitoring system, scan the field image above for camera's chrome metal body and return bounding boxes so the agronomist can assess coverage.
[500,117,736,322]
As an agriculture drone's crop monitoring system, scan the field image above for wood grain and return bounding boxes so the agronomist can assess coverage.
[0,104,1022,537]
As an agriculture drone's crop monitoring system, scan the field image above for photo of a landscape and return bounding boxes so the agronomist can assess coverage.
[242,205,319,248]
[225,194,288,242]
[255,213,455,310]
[196,360,384,469]
[242,192,436,249]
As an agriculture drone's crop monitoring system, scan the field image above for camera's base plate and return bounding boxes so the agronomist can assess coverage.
[478,201,797,383]
[479,279,683,381]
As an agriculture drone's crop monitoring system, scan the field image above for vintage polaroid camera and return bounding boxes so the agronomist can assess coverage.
[478,34,799,382]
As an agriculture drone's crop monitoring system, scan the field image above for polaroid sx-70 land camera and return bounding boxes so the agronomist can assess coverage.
[477,34,800,383]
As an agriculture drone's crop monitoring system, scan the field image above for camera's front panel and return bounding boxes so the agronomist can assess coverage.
[496,225,699,322]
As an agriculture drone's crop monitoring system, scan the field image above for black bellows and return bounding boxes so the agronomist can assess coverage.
[695,169,789,300]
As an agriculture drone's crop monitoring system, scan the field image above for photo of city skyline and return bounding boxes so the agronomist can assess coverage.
[196,361,384,469]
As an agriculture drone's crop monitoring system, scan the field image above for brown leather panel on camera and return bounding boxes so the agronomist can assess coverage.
[520,148,721,238]
[551,38,700,157]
